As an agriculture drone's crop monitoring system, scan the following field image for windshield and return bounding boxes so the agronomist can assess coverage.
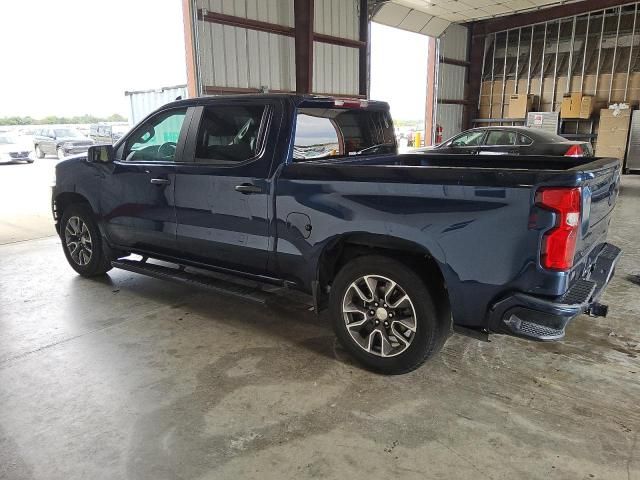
[54,128,84,138]
[0,136,13,144]
[293,107,396,161]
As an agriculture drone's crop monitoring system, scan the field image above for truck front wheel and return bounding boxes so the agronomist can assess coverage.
[60,204,112,277]
[330,255,448,374]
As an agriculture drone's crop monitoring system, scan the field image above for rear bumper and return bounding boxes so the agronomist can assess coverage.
[488,243,621,341]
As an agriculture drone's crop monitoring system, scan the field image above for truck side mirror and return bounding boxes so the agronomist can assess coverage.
[87,144,114,163]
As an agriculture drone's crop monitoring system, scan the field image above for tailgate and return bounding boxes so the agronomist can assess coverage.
[574,160,621,266]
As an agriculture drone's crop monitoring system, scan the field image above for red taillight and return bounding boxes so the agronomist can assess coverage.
[536,187,581,271]
[565,144,584,157]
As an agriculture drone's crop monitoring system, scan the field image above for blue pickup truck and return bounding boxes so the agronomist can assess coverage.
[52,94,621,374]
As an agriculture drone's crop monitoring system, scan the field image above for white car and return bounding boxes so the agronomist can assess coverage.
[0,134,33,164]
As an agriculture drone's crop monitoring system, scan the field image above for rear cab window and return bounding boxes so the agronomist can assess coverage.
[293,106,396,161]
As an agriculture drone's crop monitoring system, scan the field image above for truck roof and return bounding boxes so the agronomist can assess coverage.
[161,93,391,111]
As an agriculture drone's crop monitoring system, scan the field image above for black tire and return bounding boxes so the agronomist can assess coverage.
[35,145,45,159]
[330,255,448,375]
[60,204,112,277]
[26,159,34,164]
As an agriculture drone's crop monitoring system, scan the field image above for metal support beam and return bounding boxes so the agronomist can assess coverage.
[425,37,437,145]
[580,13,591,94]
[594,10,606,96]
[609,7,623,103]
[566,16,577,94]
[358,0,369,97]
[625,4,638,101]
[182,0,198,97]
[500,30,509,118]
[551,20,561,112]
[526,25,534,95]
[294,0,314,94]
[539,22,547,110]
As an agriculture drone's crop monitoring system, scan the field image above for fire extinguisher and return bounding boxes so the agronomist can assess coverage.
[435,125,443,144]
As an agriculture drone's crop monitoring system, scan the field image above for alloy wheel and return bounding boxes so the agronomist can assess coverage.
[342,275,417,357]
[64,216,93,266]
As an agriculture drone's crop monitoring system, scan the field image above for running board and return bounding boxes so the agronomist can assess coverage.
[111,258,276,305]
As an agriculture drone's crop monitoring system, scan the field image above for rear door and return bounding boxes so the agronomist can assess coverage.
[479,130,520,155]
[173,100,280,275]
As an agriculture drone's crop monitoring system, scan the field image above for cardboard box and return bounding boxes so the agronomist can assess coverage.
[508,94,534,118]
[560,93,594,119]
[595,108,632,160]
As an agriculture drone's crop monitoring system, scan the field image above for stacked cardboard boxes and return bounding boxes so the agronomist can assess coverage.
[595,108,632,160]
[560,93,594,119]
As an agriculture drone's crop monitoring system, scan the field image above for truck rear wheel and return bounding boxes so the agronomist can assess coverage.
[330,255,447,374]
[60,204,112,277]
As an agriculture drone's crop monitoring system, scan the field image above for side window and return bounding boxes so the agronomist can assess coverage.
[451,131,484,147]
[485,130,517,146]
[124,108,187,162]
[195,105,266,164]
[519,133,533,145]
[293,115,340,160]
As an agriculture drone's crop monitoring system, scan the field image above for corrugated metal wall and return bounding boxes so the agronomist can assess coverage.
[192,0,361,97]
[313,43,359,95]
[312,0,361,95]
[126,85,188,126]
[436,24,468,140]
[314,0,359,40]
[199,0,294,25]
[196,0,296,92]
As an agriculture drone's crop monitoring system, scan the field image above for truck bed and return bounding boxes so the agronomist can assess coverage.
[302,153,617,173]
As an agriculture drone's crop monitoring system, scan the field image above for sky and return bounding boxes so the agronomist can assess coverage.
[370,23,429,121]
[0,1,428,121]
[0,0,188,118]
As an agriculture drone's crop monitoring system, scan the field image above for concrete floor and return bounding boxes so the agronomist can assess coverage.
[1,161,639,480]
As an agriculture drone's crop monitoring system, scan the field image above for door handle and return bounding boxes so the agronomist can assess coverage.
[150,178,171,185]
[235,183,263,194]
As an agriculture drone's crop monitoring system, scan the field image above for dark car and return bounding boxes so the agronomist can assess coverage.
[418,126,593,157]
[34,127,94,159]
[52,94,620,374]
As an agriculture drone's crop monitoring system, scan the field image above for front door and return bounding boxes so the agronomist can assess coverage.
[100,107,190,255]
[174,101,278,275]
